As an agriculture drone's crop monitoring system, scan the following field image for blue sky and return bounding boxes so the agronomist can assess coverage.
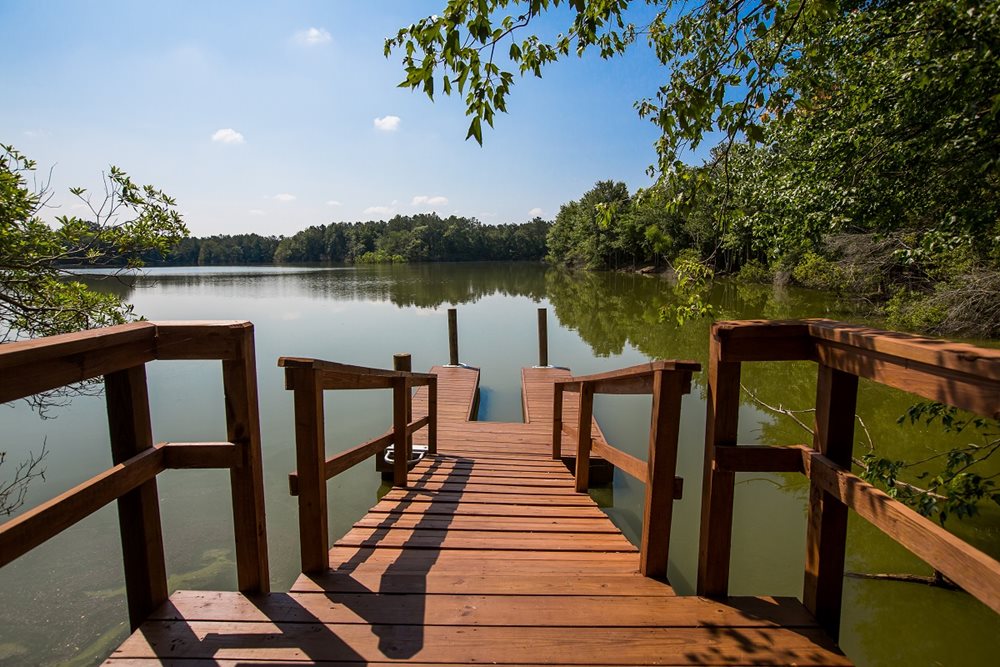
[2,1,672,236]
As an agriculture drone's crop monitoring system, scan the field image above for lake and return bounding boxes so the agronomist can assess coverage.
[1,263,998,665]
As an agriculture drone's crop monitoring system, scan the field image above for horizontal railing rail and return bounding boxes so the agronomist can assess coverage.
[552,359,700,580]
[278,353,438,573]
[699,318,1000,641]
[0,321,269,631]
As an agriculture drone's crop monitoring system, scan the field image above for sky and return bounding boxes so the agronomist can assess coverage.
[1,0,675,237]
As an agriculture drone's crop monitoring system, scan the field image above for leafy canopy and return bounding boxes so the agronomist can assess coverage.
[387,0,846,172]
[0,144,188,342]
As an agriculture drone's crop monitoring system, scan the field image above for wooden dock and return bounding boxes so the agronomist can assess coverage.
[105,363,849,665]
[9,317,1000,665]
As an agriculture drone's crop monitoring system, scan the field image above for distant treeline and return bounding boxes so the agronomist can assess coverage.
[159,214,550,265]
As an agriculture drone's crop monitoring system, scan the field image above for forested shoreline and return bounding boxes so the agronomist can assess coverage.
[158,214,549,265]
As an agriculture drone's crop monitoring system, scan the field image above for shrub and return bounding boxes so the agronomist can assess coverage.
[735,259,771,284]
[791,252,845,291]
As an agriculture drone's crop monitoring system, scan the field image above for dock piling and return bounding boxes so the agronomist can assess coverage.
[447,308,459,366]
[537,307,549,367]
[392,353,413,486]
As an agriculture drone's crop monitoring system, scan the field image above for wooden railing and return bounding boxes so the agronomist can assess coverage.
[699,319,1000,639]
[0,321,269,630]
[279,355,437,573]
[553,360,700,580]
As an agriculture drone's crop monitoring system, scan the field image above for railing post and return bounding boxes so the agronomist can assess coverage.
[639,369,688,580]
[574,381,595,492]
[394,353,413,463]
[222,323,269,594]
[290,367,328,574]
[447,307,459,366]
[803,364,858,640]
[537,307,549,367]
[552,382,564,460]
[392,376,411,487]
[697,334,741,598]
[104,365,168,630]
[428,376,438,454]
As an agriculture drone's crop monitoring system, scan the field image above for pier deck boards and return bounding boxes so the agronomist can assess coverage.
[105,365,850,666]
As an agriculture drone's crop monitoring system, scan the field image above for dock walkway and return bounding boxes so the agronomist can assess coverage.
[106,365,848,665]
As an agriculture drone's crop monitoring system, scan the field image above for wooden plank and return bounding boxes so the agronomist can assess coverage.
[291,572,676,596]
[805,451,1000,615]
[111,622,849,665]
[712,320,814,362]
[426,376,437,453]
[697,346,740,598]
[278,356,436,380]
[803,365,858,641]
[552,380,564,459]
[391,480,584,495]
[640,369,687,579]
[555,360,701,386]
[159,442,240,469]
[152,320,248,360]
[336,528,637,552]
[154,590,819,628]
[367,501,608,519]
[289,367,328,574]
[0,323,156,403]
[814,340,1000,418]
[352,515,622,533]
[806,318,1000,382]
[0,446,163,568]
[574,381,595,492]
[105,365,168,631]
[327,546,641,570]
[714,444,807,473]
[379,489,597,506]
[222,324,270,594]
[591,439,647,483]
[409,473,575,487]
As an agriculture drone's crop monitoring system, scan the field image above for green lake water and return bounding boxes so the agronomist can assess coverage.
[1,262,998,665]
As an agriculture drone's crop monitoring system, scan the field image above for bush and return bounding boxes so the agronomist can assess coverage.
[791,252,845,291]
[734,259,771,284]
[885,289,948,333]
[357,250,406,264]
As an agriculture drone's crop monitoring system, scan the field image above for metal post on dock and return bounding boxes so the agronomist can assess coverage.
[447,308,459,366]
[537,307,549,368]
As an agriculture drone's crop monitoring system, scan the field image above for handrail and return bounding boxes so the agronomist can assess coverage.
[278,355,438,574]
[699,319,1000,641]
[552,359,700,580]
[0,321,269,632]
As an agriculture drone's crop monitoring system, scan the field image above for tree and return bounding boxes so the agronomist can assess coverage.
[1,144,188,342]
[1,143,188,513]
[389,0,1000,334]
[387,0,860,171]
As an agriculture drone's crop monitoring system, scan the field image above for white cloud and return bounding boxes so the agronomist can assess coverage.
[248,209,266,216]
[273,193,296,202]
[411,195,449,207]
[326,200,343,207]
[373,115,401,132]
[528,207,544,217]
[363,205,395,217]
[294,27,332,46]
[211,128,245,144]
[23,129,51,139]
